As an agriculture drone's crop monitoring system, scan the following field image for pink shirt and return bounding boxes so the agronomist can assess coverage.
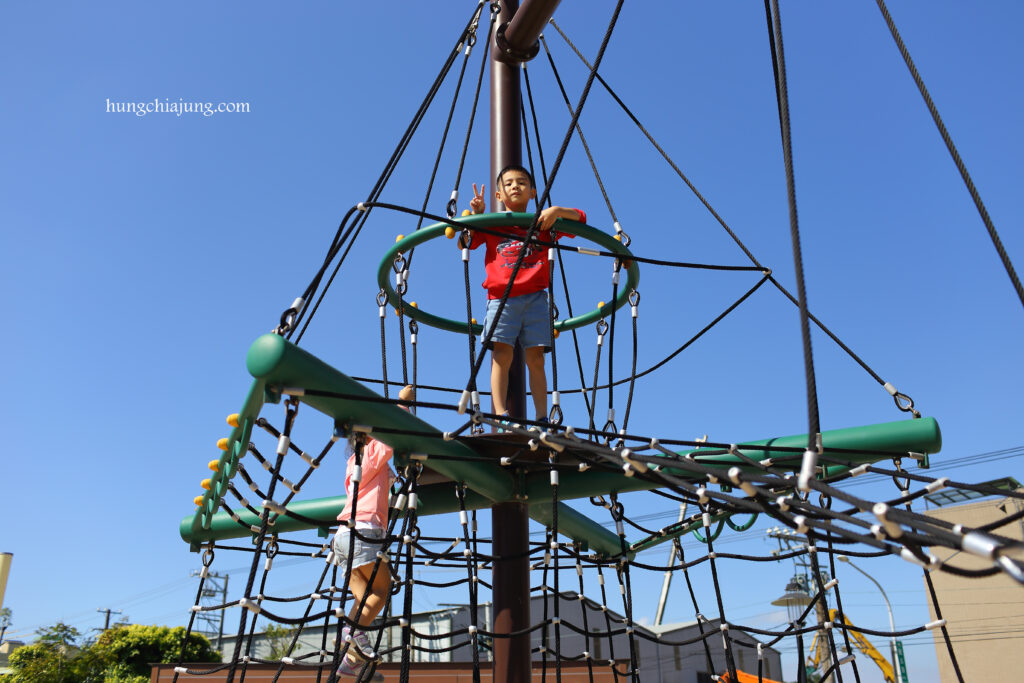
[337,438,393,529]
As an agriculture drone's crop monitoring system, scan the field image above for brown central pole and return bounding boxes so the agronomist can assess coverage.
[490,2,530,679]
[488,2,561,680]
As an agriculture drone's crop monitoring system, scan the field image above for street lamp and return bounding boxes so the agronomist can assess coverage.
[837,555,901,682]
[772,576,816,683]
[771,576,812,625]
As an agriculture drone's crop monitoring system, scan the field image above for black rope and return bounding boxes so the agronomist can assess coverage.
[291,4,487,344]
[875,0,1024,311]
[462,0,625,407]
[549,16,921,416]
[524,62,594,422]
[765,0,821,456]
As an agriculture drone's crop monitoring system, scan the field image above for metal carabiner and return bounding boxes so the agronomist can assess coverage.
[891,458,911,493]
[893,391,921,418]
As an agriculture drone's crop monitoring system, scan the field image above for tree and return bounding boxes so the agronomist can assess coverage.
[263,623,296,660]
[5,623,83,683]
[86,624,220,680]
[5,622,219,683]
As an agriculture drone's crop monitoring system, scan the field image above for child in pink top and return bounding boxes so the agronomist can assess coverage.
[330,384,413,677]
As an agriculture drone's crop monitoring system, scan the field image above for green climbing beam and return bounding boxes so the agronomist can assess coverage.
[182,333,623,556]
[521,416,941,502]
[182,334,942,557]
[179,483,627,557]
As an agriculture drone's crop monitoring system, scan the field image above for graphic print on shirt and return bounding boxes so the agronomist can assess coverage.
[496,235,543,272]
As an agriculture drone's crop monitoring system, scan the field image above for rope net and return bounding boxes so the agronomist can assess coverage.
[176,394,1024,683]
[175,3,1023,682]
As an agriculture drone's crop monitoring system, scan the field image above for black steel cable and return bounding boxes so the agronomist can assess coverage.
[765,0,821,451]
[876,0,1024,311]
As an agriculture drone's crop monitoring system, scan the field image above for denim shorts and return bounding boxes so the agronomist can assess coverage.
[330,526,387,570]
[481,290,552,351]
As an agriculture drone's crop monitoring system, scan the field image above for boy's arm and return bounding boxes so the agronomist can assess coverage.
[537,206,585,230]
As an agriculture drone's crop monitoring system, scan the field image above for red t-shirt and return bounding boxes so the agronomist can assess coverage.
[469,210,585,299]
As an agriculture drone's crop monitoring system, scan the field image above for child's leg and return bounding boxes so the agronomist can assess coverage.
[525,346,547,419]
[347,561,392,626]
[490,342,514,415]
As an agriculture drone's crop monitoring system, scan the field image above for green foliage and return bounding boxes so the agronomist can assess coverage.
[5,641,84,683]
[263,623,296,660]
[35,622,81,649]
[89,625,219,678]
[4,623,219,682]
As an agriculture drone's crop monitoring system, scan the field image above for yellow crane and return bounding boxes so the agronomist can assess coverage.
[807,609,896,683]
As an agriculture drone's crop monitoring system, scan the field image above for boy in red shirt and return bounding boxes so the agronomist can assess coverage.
[465,165,585,425]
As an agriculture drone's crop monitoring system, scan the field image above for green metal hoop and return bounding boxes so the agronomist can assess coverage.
[691,518,726,544]
[376,212,640,335]
[725,512,759,532]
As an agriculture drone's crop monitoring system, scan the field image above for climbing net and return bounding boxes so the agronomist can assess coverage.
[176,394,1024,682]
[176,2,1024,682]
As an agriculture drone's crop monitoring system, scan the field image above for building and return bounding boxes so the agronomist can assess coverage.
[0,639,26,677]
[197,592,781,682]
[923,481,1024,682]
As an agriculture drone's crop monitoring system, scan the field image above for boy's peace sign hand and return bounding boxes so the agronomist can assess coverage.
[470,183,486,214]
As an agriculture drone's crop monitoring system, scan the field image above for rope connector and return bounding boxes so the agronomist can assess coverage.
[273,297,305,335]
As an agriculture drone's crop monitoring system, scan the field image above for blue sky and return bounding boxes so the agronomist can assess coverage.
[2,2,1022,681]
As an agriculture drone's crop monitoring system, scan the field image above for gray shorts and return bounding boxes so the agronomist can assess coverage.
[481,290,552,351]
[330,526,387,570]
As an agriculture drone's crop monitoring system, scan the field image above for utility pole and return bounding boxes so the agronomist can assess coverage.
[768,527,833,682]
[487,2,562,682]
[0,607,11,647]
[96,607,122,631]
[191,570,229,650]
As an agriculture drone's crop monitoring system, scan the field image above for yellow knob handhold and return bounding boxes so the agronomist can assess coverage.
[553,329,560,339]
[471,318,477,325]
[208,459,220,472]
[613,234,622,242]
[226,413,239,427]
[410,301,418,308]
[194,495,204,506]
[598,301,606,308]
[461,209,472,217]
[201,478,212,491]
[217,437,229,451]
[445,226,457,239]
[396,234,405,243]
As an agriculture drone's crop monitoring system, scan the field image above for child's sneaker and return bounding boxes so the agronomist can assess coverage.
[336,654,384,681]
[342,626,374,660]
[496,412,512,434]
[335,655,360,679]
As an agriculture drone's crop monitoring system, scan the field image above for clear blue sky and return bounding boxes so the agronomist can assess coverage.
[2,2,1022,681]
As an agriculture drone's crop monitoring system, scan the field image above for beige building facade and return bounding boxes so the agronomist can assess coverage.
[924,492,1024,682]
